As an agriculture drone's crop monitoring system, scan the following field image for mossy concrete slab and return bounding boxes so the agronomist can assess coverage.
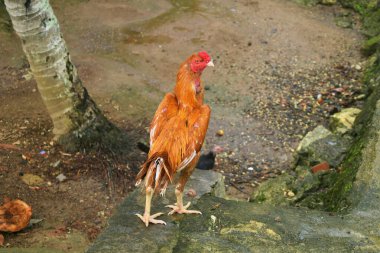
[86,96,380,252]
[86,170,225,253]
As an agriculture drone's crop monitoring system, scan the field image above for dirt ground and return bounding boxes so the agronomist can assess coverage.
[0,0,364,250]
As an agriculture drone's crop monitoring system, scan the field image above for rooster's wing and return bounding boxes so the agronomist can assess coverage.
[177,105,211,171]
[149,93,178,149]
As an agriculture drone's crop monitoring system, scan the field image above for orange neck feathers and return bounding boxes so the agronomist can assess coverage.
[174,62,204,109]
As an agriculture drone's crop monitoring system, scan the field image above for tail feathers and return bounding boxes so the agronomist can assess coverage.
[136,153,173,192]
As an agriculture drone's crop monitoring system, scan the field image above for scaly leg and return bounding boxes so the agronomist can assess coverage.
[136,187,166,227]
[166,155,202,215]
[166,188,202,215]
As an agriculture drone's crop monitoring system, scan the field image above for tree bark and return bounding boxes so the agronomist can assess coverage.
[4,0,124,151]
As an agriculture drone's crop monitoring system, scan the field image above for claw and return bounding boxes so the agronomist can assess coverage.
[166,202,202,215]
[136,212,166,227]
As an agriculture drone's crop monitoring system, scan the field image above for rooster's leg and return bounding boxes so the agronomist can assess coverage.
[166,161,202,215]
[136,187,166,227]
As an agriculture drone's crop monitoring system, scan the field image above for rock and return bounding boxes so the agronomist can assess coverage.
[321,0,336,5]
[286,190,295,197]
[21,173,44,186]
[86,170,225,253]
[216,129,224,136]
[311,161,330,174]
[22,72,33,81]
[293,165,321,199]
[56,173,67,182]
[330,108,361,134]
[250,174,294,205]
[296,125,351,167]
[89,194,380,252]
[335,16,353,29]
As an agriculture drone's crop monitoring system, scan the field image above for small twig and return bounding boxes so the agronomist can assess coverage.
[0,143,21,150]
[59,151,72,156]
[230,182,250,195]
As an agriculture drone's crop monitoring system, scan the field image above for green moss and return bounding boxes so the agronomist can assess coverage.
[303,64,380,212]
[362,8,380,37]
[291,0,320,6]
[256,192,267,202]
[293,0,380,212]
[363,34,380,55]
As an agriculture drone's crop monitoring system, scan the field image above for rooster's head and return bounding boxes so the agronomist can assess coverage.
[189,51,214,74]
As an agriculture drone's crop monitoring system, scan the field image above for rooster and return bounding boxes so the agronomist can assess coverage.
[135,51,214,226]
[0,198,32,232]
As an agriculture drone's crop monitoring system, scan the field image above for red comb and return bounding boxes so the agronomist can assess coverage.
[198,51,211,62]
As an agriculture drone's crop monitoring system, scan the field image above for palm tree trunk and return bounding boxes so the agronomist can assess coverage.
[5,0,123,151]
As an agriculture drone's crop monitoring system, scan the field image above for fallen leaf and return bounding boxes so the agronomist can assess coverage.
[21,173,44,186]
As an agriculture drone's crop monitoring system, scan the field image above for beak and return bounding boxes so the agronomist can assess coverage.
[207,60,214,67]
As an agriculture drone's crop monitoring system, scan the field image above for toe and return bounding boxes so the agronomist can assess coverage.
[186,210,202,215]
[150,219,166,225]
[136,213,144,221]
[151,212,164,218]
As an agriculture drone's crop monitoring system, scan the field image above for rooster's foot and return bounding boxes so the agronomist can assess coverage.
[135,212,166,227]
[166,202,202,215]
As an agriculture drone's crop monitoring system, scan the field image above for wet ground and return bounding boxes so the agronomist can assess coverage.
[0,0,364,250]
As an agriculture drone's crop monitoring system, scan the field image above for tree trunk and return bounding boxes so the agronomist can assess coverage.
[4,0,125,151]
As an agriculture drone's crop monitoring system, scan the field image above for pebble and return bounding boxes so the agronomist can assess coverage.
[56,173,67,182]
[216,129,224,136]
[287,191,295,197]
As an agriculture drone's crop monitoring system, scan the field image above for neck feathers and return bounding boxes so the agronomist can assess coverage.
[174,63,203,108]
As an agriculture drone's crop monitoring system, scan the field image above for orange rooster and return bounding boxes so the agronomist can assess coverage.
[135,51,214,226]
[0,198,32,232]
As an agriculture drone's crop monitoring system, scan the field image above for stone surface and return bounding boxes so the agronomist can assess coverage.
[86,169,225,253]
[88,193,380,252]
[321,0,337,5]
[296,125,351,167]
[86,89,380,253]
[330,107,361,134]
[349,100,380,215]
[250,173,295,205]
